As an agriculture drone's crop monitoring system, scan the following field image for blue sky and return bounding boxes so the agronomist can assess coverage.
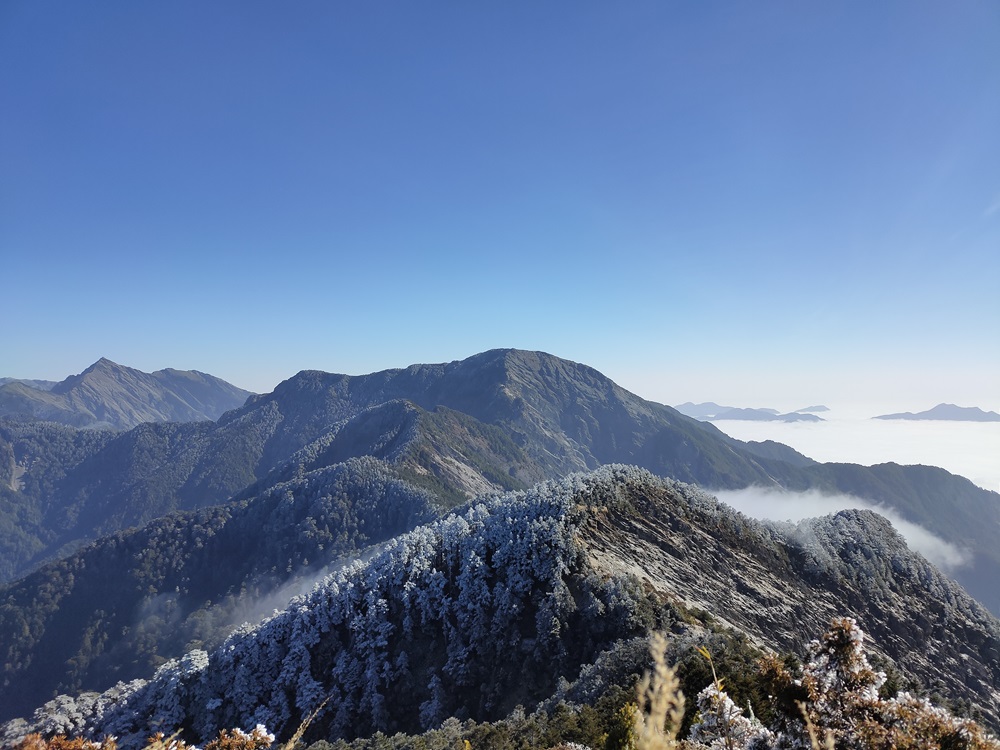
[2,2,998,411]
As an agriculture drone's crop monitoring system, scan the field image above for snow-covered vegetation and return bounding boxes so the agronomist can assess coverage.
[8,468,658,747]
[13,619,998,750]
[680,618,1000,749]
[5,466,1000,750]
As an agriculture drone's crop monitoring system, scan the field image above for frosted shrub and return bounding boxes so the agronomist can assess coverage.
[12,734,118,750]
[689,684,771,749]
[203,724,274,750]
[756,618,1000,750]
[853,691,996,749]
[799,616,885,741]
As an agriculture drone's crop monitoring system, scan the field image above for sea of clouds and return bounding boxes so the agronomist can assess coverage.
[712,408,1000,492]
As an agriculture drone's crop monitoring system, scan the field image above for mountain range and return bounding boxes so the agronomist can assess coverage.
[1,349,998,744]
[4,351,997,603]
[0,358,253,430]
[0,378,58,391]
[874,403,1000,422]
[675,402,827,422]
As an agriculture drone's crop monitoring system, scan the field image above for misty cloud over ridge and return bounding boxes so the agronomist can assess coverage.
[714,487,971,574]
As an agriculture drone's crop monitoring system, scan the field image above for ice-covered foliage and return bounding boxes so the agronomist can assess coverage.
[688,684,772,749]
[801,617,885,726]
[20,466,661,748]
[9,465,1000,749]
[200,724,275,750]
[779,507,977,607]
[697,618,1000,749]
[0,455,440,725]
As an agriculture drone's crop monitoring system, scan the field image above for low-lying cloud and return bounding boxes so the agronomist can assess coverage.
[224,541,391,632]
[714,486,972,573]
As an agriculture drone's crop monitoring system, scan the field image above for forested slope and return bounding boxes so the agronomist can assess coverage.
[6,350,997,595]
[5,467,998,748]
[1,347,996,733]
[0,457,437,722]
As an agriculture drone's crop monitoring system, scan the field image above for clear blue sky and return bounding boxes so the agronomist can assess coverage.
[2,2,998,411]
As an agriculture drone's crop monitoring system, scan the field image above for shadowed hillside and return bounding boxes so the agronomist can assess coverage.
[2,350,997,613]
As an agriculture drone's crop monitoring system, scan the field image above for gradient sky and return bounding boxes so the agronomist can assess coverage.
[2,2,998,412]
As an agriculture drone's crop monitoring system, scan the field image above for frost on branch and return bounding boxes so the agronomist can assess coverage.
[800,616,886,734]
[756,617,1000,750]
[688,683,772,749]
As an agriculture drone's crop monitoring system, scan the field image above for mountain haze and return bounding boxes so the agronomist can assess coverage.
[0,378,58,391]
[711,407,823,422]
[674,402,829,421]
[0,358,253,430]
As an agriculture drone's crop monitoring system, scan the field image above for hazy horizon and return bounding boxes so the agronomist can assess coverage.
[4,350,998,421]
[4,352,996,495]
[2,3,997,419]
[713,408,1000,493]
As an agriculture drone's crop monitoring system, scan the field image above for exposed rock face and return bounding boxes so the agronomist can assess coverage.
[582,485,1000,727]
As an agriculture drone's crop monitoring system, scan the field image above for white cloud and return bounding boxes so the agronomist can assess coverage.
[712,414,1000,493]
[714,486,971,573]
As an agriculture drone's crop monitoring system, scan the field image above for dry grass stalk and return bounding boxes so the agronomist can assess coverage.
[278,697,330,750]
[634,632,686,750]
[798,701,835,750]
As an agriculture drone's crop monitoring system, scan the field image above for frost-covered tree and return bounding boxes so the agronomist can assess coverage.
[689,683,772,749]
[10,467,663,749]
[753,618,1000,750]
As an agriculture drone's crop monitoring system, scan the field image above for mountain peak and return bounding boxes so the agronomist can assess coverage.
[79,357,127,376]
[2,359,252,429]
[874,403,1000,422]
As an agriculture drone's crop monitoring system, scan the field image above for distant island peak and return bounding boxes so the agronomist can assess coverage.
[674,402,828,422]
[873,403,1000,422]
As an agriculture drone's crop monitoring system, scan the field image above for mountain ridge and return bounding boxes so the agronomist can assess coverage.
[2,350,1000,743]
[0,359,254,430]
[4,466,998,746]
[674,401,829,421]
[0,378,58,391]
[2,349,997,612]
